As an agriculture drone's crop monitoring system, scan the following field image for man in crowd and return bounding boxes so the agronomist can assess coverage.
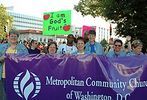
[106,39,126,58]
[57,34,77,54]
[28,40,40,54]
[85,30,104,55]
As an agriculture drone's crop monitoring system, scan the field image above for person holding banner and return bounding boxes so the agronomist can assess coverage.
[106,39,126,58]
[0,29,29,100]
[127,40,144,56]
[73,37,85,54]
[47,41,58,55]
[57,34,77,54]
[85,30,104,55]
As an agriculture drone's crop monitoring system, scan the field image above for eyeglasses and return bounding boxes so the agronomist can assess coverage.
[115,45,122,47]
[10,36,18,39]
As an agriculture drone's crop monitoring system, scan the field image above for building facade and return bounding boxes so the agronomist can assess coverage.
[8,12,53,43]
[8,11,42,30]
[97,26,111,42]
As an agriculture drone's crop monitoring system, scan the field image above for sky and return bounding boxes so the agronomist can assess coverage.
[0,0,110,27]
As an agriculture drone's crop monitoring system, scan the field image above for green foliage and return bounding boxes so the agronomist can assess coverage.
[75,0,147,52]
[100,39,108,48]
[0,4,13,39]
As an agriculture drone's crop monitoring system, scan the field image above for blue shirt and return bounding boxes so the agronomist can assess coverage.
[0,43,29,80]
[106,49,126,58]
[90,44,96,54]
[127,51,144,56]
[85,41,104,55]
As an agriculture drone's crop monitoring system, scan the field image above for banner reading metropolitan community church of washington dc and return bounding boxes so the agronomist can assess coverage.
[5,54,147,100]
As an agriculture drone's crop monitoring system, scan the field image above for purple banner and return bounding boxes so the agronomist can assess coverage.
[5,55,147,100]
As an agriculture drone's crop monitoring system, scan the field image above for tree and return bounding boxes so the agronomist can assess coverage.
[75,0,147,53]
[100,38,109,53]
[0,4,13,39]
[100,39,108,48]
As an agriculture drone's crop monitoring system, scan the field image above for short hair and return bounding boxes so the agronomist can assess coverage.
[67,34,74,38]
[114,39,123,45]
[9,29,19,37]
[132,40,143,48]
[88,30,96,35]
[47,41,57,52]
[76,37,85,44]
[31,39,37,45]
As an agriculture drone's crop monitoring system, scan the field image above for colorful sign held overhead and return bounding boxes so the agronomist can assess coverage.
[82,25,96,37]
[43,10,71,35]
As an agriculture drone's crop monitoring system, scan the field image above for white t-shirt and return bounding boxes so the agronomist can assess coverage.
[57,44,77,54]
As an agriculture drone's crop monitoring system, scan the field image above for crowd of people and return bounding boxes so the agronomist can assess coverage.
[0,29,145,56]
[0,29,145,100]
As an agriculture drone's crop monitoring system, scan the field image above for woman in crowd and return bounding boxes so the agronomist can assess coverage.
[0,29,29,100]
[74,37,85,54]
[47,41,57,55]
[127,40,144,56]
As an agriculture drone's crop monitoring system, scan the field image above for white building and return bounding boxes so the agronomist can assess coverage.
[8,11,42,30]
